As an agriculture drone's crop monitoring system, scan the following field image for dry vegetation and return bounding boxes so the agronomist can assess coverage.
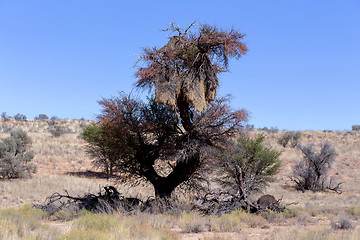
[1,119,360,239]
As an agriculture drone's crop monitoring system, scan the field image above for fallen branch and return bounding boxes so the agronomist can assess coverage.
[33,186,141,215]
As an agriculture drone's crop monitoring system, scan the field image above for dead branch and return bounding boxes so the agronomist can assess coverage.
[33,186,141,215]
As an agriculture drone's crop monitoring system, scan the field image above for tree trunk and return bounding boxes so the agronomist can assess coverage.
[153,181,176,198]
[141,149,201,198]
[157,150,201,198]
[139,95,201,199]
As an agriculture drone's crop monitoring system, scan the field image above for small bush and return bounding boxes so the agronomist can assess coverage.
[261,209,278,222]
[0,124,12,133]
[217,209,267,230]
[278,131,301,148]
[180,211,208,233]
[35,114,49,120]
[259,127,278,133]
[183,221,206,233]
[347,206,360,217]
[49,125,65,137]
[261,208,298,224]
[352,125,360,131]
[14,113,27,121]
[331,216,354,230]
[216,210,243,231]
[244,124,255,131]
[0,129,36,179]
[1,112,10,121]
[282,207,300,219]
[290,143,341,192]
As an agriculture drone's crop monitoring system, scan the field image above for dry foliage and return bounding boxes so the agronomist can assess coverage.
[135,23,247,112]
[290,143,342,193]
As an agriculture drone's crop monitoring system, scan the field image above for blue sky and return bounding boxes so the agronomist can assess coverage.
[0,0,359,130]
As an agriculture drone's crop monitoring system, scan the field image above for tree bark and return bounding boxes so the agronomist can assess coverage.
[141,149,201,198]
[135,93,202,198]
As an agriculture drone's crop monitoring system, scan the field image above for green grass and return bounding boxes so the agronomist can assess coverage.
[0,206,177,240]
[347,206,360,217]
[0,205,58,240]
[62,212,176,240]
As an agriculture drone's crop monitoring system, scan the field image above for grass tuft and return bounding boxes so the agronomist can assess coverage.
[347,206,360,218]
[331,216,354,230]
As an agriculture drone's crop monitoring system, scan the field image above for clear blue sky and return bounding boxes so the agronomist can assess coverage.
[1,0,359,130]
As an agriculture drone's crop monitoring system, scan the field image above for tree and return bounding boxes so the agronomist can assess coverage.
[217,135,281,197]
[89,23,248,198]
[0,129,36,179]
[290,143,341,193]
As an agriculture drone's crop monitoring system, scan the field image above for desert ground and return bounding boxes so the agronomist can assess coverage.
[0,118,359,239]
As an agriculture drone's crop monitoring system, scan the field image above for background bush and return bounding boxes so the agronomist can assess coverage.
[278,131,301,148]
[35,114,49,120]
[352,125,360,131]
[0,129,36,179]
[290,143,341,192]
[1,112,10,121]
[49,125,65,137]
[13,113,27,121]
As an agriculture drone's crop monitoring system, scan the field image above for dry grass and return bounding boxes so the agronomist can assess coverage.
[0,119,94,174]
[1,120,360,239]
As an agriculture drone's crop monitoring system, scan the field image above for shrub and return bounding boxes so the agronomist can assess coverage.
[331,216,354,230]
[180,212,207,233]
[244,124,255,131]
[347,206,360,217]
[278,131,301,148]
[217,134,281,196]
[259,127,278,133]
[217,209,266,230]
[1,112,10,121]
[290,143,341,192]
[14,113,27,121]
[0,129,36,179]
[49,125,65,137]
[35,114,49,120]
[352,125,360,131]
[261,208,299,224]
